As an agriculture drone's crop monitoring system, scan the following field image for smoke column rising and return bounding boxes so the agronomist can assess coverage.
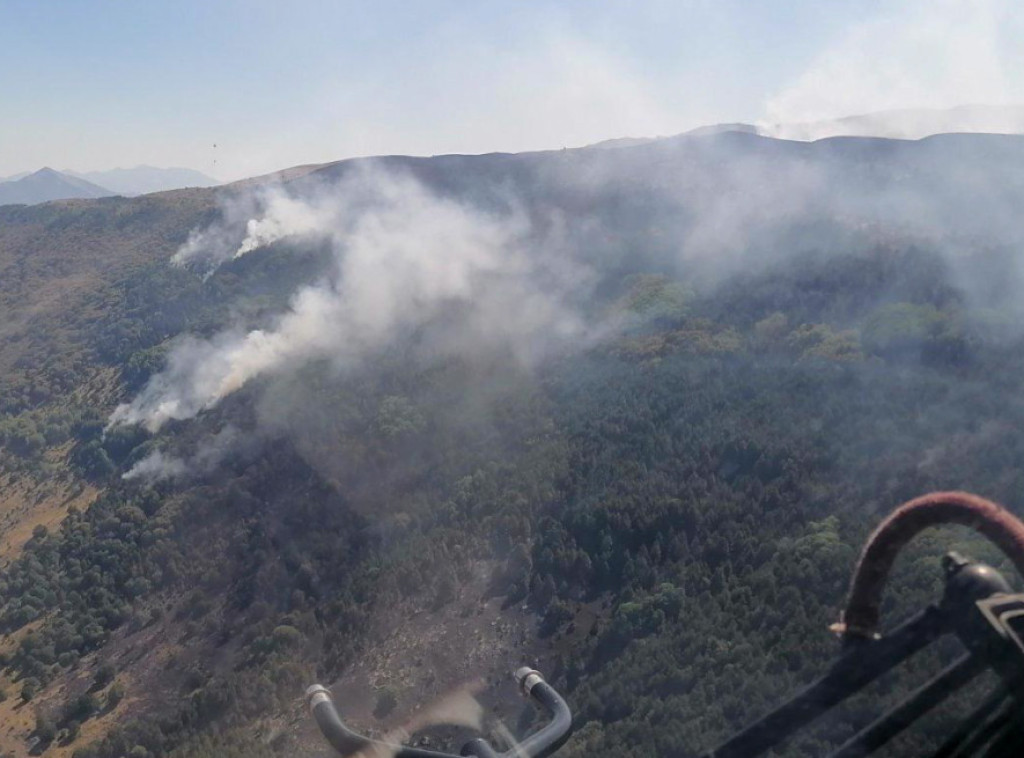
[110,168,588,433]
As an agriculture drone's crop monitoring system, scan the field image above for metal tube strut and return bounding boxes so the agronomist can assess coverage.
[828,654,986,758]
[704,607,947,758]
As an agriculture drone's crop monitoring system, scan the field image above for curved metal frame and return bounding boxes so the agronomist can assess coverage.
[708,491,1024,757]
[307,667,572,758]
[836,491,1024,639]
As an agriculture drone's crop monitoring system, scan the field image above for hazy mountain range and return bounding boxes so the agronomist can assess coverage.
[4,105,1023,207]
[763,103,1024,141]
[0,165,220,206]
[588,104,1024,147]
[64,165,220,195]
[0,167,113,206]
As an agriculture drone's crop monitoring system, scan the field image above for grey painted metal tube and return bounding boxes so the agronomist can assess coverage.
[306,684,458,758]
[513,669,574,758]
[307,685,371,756]
[308,668,572,758]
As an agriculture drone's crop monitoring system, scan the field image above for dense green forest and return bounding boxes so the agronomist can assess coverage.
[2,133,1024,758]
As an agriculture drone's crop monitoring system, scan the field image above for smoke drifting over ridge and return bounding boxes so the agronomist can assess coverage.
[110,168,591,434]
[109,129,1024,477]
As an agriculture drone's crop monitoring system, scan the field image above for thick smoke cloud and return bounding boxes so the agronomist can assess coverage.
[110,126,1024,450]
[110,169,589,433]
[765,0,1024,127]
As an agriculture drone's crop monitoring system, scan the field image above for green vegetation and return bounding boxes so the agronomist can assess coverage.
[2,164,1024,758]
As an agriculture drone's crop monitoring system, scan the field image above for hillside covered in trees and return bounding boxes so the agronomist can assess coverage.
[2,131,1024,757]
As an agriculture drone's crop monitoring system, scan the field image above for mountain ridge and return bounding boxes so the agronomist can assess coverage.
[583,103,1024,151]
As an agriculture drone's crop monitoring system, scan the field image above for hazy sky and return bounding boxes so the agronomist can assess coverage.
[2,0,1022,181]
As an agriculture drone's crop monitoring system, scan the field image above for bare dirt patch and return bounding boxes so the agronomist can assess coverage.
[0,475,97,563]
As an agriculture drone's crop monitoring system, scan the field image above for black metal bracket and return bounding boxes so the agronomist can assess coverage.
[704,555,1024,758]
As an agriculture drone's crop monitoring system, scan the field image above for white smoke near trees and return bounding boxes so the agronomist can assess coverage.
[233,195,327,258]
[122,426,251,483]
[172,190,335,274]
[122,449,187,483]
[110,168,589,434]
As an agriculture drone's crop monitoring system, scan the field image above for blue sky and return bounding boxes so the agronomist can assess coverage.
[1,0,1021,180]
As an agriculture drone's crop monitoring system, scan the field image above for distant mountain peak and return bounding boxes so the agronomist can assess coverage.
[585,104,1024,156]
[62,166,221,196]
[759,103,1024,142]
[683,122,760,138]
[0,168,113,207]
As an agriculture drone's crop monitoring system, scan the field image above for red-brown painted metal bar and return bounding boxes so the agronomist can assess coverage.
[836,492,1024,639]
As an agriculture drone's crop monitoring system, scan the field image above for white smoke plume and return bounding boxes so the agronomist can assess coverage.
[122,426,247,483]
[172,190,335,273]
[110,168,588,433]
[232,193,327,258]
[122,449,187,483]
